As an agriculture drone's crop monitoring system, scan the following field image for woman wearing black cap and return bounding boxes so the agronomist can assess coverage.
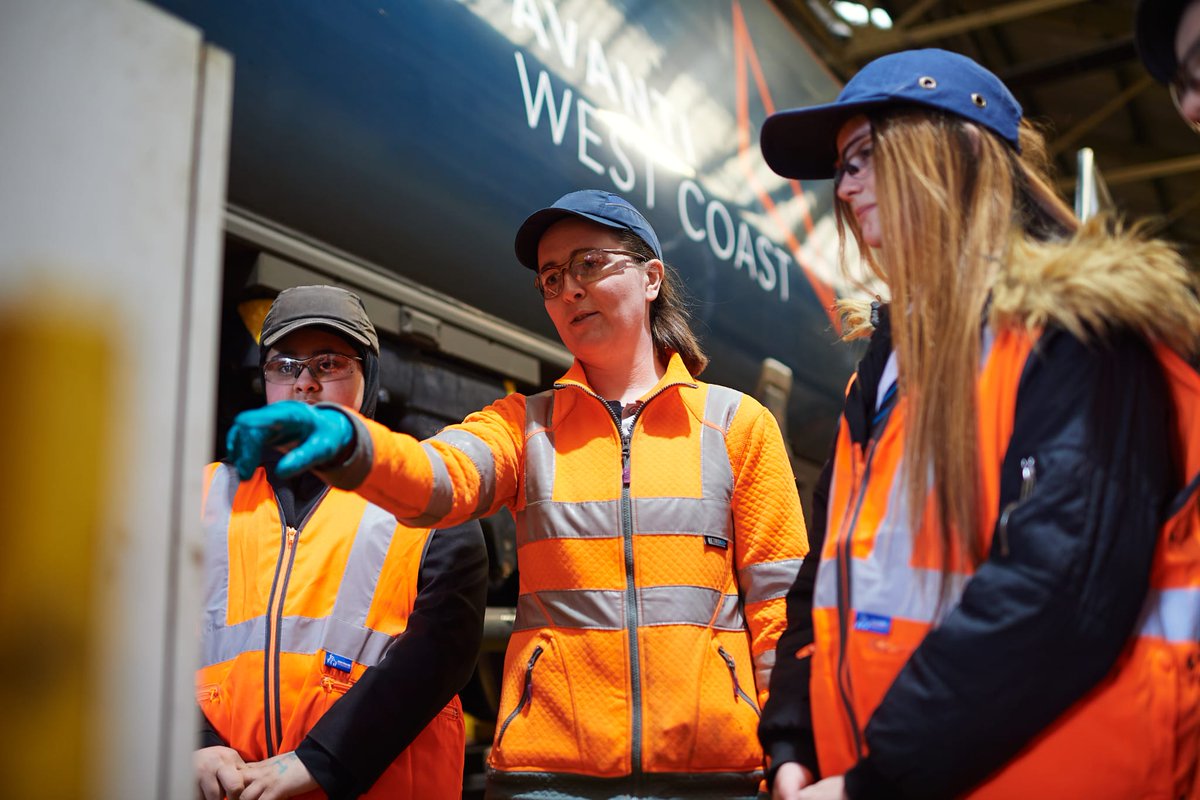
[756,49,1200,800]
[224,192,810,798]
[1136,0,1200,130]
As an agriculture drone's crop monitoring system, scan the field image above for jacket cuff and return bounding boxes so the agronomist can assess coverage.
[296,737,361,800]
[844,757,893,800]
[764,742,818,790]
[314,405,374,490]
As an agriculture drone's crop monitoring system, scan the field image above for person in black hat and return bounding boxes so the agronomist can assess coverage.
[1135,0,1200,130]
[756,49,1200,800]
[222,194,810,798]
[193,285,487,800]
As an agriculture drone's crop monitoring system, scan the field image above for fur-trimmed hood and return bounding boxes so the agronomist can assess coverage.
[989,218,1200,357]
[838,218,1200,358]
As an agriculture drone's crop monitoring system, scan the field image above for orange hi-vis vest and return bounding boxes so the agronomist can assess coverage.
[349,354,808,796]
[197,463,465,799]
[813,329,1200,799]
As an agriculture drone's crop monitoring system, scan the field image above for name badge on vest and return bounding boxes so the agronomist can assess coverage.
[324,651,354,674]
[854,611,892,635]
[703,535,729,550]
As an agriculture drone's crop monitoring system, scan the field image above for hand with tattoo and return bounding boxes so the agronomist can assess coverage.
[235,751,318,800]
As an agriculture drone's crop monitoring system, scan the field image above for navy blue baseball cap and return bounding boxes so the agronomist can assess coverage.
[1135,0,1192,84]
[761,49,1023,181]
[514,189,663,270]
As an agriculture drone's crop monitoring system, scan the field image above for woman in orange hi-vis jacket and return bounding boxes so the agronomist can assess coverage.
[224,190,810,799]
[756,49,1200,800]
[195,285,488,800]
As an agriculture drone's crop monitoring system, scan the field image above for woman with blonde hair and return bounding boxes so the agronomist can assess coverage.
[757,49,1200,799]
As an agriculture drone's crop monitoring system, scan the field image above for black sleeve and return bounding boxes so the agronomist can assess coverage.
[758,445,831,786]
[198,709,225,749]
[295,521,489,799]
[845,329,1174,799]
[759,307,893,788]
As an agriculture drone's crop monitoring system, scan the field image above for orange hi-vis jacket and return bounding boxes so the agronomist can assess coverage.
[813,328,1200,799]
[334,354,809,797]
[197,463,465,799]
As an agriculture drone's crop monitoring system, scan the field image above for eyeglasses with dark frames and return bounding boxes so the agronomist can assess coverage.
[833,138,874,189]
[534,248,650,299]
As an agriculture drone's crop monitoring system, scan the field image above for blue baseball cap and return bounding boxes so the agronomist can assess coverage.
[514,189,663,270]
[761,48,1023,180]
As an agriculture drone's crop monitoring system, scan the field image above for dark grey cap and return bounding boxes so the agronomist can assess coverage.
[260,285,379,354]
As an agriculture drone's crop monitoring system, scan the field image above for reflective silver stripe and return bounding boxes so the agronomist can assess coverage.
[754,647,777,693]
[740,558,803,605]
[201,464,239,632]
[315,615,396,667]
[642,585,743,630]
[202,616,264,667]
[814,456,968,623]
[431,428,497,516]
[701,386,740,505]
[1138,587,1200,643]
[328,503,396,629]
[704,384,743,435]
[520,499,621,543]
[414,441,454,525]
[512,586,744,632]
[201,613,399,668]
[633,496,731,538]
[200,474,402,670]
[518,496,736,543]
[851,475,968,624]
[514,589,624,631]
[523,391,556,504]
[814,554,838,610]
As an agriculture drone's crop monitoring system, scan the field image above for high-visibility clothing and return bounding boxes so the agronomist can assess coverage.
[813,328,1200,799]
[335,353,809,798]
[197,463,465,799]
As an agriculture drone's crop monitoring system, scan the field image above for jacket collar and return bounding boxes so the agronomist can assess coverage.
[554,352,698,400]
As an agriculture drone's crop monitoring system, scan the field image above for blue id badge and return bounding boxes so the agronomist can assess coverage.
[324,651,354,673]
[854,611,892,635]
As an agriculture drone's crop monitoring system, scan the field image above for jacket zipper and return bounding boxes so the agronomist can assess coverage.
[262,488,329,757]
[717,646,761,717]
[996,456,1037,557]
[834,392,898,761]
[562,379,688,778]
[495,645,543,749]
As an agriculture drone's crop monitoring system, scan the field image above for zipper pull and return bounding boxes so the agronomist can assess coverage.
[621,435,631,487]
[286,526,297,548]
[718,648,739,699]
[997,457,1037,558]
[1018,457,1037,500]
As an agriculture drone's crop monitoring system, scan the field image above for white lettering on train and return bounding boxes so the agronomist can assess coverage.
[511,0,794,304]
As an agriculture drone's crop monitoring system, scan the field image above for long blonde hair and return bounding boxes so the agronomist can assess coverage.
[837,110,1076,581]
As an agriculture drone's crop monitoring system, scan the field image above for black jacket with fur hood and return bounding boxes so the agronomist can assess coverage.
[759,221,1200,799]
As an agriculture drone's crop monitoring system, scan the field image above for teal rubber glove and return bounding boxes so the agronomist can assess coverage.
[226,401,355,480]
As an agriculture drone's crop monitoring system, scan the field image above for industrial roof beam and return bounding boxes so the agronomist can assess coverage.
[842,0,1090,61]
[894,0,942,30]
[998,37,1138,90]
[1059,153,1200,189]
[1050,74,1154,157]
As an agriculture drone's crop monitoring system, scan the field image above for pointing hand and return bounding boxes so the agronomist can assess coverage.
[226,401,354,480]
